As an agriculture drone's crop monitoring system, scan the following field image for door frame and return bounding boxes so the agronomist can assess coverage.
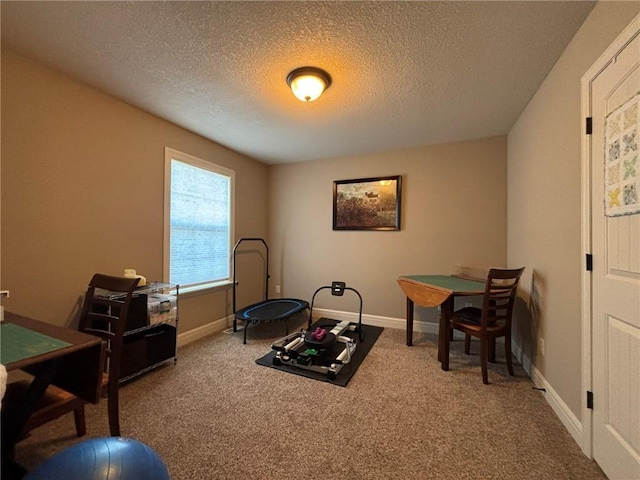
[580,12,640,459]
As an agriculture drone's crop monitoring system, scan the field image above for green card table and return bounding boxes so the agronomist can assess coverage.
[397,275,485,370]
[1,312,104,474]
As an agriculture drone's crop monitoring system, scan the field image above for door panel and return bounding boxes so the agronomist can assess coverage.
[605,315,640,455]
[590,22,640,480]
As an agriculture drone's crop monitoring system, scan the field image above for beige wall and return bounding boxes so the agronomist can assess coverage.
[0,50,269,330]
[507,2,640,420]
[268,136,507,321]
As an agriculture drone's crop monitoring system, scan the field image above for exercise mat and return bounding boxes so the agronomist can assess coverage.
[255,318,383,387]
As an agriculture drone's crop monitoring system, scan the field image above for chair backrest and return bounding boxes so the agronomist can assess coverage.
[480,267,525,328]
[78,274,141,383]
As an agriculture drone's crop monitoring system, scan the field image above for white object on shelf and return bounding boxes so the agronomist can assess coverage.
[124,269,147,286]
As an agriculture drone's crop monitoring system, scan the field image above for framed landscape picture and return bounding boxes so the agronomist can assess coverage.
[333,175,402,231]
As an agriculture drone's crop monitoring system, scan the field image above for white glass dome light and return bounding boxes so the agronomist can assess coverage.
[286,67,332,102]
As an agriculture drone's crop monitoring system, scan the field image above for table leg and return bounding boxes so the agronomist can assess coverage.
[406,297,414,346]
[439,298,453,371]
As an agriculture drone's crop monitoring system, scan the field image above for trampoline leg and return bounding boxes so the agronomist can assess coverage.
[243,322,248,344]
[233,319,237,332]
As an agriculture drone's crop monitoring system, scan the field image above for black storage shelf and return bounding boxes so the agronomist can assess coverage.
[95,282,179,384]
[120,323,177,383]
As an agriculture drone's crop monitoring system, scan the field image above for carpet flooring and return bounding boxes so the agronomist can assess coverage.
[12,318,606,480]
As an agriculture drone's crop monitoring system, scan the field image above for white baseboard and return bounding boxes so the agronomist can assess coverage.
[175,309,439,348]
[177,308,587,455]
[529,365,586,453]
[312,307,415,330]
[509,341,586,452]
[176,314,232,347]
[177,309,483,345]
[312,308,470,339]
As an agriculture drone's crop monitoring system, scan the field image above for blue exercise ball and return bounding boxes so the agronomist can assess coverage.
[24,437,170,480]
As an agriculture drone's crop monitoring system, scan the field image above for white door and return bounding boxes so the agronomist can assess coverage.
[588,16,640,480]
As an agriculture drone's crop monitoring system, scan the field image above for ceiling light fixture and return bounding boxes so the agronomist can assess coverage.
[286,66,332,102]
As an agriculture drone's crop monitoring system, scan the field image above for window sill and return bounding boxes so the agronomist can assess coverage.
[177,280,233,298]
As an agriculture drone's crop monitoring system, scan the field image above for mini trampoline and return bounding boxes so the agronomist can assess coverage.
[232,238,309,344]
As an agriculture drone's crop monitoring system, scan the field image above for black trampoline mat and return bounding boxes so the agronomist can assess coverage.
[237,298,309,322]
[255,318,383,387]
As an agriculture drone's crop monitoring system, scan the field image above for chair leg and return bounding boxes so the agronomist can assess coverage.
[73,406,87,437]
[504,333,514,376]
[107,385,121,437]
[464,334,471,354]
[488,337,496,363]
[480,336,489,385]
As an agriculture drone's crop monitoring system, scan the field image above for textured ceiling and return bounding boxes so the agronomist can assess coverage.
[1,1,595,164]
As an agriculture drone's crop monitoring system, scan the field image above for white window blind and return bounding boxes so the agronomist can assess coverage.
[164,148,234,290]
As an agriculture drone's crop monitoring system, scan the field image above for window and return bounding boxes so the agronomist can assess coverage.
[164,148,234,291]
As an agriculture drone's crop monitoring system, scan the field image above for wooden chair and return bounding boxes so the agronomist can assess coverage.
[448,267,525,384]
[78,273,140,437]
[2,274,139,442]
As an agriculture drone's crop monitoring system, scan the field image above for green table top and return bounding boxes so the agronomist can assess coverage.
[1,322,71,365]
[400,275,485,292]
